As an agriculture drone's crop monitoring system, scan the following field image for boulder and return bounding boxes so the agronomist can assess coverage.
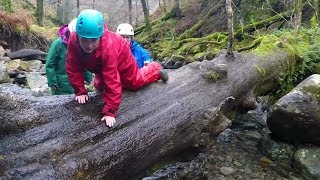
[5,59,30,72]
[27,60,44,72]
[0,62,10,83]
[26,72,49,93]
[267,74,320,145]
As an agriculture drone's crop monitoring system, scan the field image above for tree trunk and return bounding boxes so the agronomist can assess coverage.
[163,0,167,12]
[0,51,292,179]
[170,0,181,18]
[314,0,319,24]
[226,0,234,59]
[63,0,71,24]
[56,0,63,24]
[77,0,80,15]
[128,0,133,24]
[140,0,152,31]
[35,0,44,26]
[294,0,302,31]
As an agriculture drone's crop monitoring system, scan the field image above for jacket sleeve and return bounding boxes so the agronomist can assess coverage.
[101,51,122,117]
[66,39,87,95]
[45,38,60,87]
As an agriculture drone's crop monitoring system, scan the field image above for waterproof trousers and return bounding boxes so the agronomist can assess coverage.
[94,62,162,91]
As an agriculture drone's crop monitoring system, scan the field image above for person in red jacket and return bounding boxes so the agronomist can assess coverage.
[66,9,168,127]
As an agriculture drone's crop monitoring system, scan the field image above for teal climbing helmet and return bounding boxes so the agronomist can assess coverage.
[76,9,104,38]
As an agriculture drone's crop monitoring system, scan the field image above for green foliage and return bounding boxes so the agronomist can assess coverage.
[251,35,279,55]
[302,43,320,75]
[0,0,14,12]
[310,15,317,29]
[268,28,320,99]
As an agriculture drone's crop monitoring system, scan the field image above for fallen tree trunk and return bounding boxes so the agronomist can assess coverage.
[0,51,292,179]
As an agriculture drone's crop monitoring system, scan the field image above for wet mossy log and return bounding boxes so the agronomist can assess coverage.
[0,51,292,179]
[235,11,292,39]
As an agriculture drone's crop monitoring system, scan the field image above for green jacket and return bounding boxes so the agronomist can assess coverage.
[45,37,92,95]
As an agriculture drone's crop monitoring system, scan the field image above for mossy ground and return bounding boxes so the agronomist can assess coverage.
[0,11,56,51]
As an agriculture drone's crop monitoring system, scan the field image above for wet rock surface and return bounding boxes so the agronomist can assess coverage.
[142,108,304,180]
[0,46,49,93]
[294,148,320,179]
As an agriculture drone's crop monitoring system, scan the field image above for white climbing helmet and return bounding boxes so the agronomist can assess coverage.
[68,18,77,32]
[116,23,134,36]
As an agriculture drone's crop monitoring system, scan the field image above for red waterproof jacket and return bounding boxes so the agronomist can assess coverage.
[66,26,141,117]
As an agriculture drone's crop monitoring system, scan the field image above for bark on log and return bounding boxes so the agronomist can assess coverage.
[7,49,47,60]
[0,51,292,179]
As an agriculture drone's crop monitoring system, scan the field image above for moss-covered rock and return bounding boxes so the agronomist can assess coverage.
[294,148,320,180]
[259,133,295,164]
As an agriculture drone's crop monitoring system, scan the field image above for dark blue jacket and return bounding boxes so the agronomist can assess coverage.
[131,41,152,68]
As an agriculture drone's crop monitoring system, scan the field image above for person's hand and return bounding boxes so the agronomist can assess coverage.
[101,115,116,127]
[75,95,88,104]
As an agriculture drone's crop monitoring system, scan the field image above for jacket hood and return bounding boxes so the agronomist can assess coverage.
[58,25,69,44]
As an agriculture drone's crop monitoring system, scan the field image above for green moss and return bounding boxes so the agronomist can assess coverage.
[184,55,194,62]
[255,80,278,96]
[205,71,220,82]
[302,85,320,102]
[310,15,317,28]
[171,54,186,61]
[206,32,228,42]
[194,52,206,61]
[254,64,266,77]
[30,24,57,41]
[251,35,280,55]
